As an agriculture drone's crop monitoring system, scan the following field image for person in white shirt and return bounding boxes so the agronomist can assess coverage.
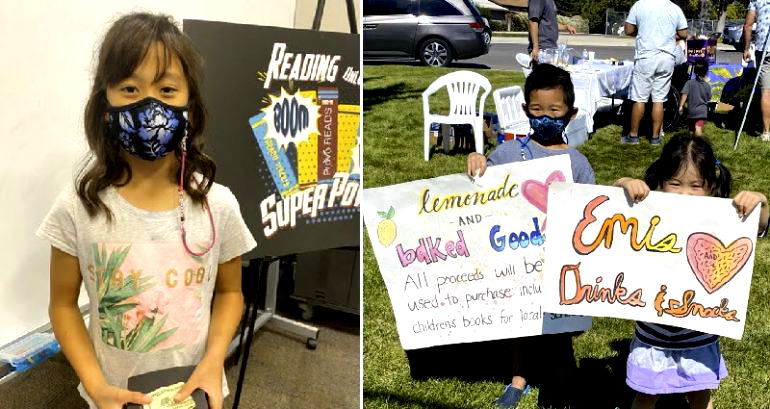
[623,0,688,145]
[743,0,770,141]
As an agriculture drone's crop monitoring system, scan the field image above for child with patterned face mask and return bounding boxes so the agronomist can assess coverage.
[467,63,595,409]
[37,13,256,409]
[615,135,768,409]
[467,63,595,185]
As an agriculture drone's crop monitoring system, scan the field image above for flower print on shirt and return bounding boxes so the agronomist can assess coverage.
[91,242,208,353]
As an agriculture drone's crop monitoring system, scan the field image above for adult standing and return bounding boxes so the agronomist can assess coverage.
[744,0,770,141]
[528,0,576,62]
[623,0,688,145]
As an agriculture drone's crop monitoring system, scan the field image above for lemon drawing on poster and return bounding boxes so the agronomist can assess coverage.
[377,206,397,247]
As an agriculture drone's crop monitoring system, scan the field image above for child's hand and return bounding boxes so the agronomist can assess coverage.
[733,191,768,219]
[467,153,487,178]
[89,382,151,409]
[615,177,650,203]
[174,357,224,409]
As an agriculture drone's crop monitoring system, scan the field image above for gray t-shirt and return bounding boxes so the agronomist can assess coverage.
[682,78,712,119]
[528,0,559,51]
[626,0,688,59]
[487,140,596,184]
[36,182,257,409]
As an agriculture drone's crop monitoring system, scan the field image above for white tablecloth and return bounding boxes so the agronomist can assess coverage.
[567,62,634,132]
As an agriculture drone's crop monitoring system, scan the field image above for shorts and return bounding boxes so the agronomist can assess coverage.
[689,118,706,132]
[630,55,675,103]
[755,51,770,90]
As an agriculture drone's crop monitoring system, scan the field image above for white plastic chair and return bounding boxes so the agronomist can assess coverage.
[565,109,589,147]
[493,85,530,137]
[515,53,533,77]
[422,71,491,161]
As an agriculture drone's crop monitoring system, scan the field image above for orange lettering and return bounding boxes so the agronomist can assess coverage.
[166,268,178,288]
[572,195,681,255]
[184,268,194,286]
[113,269,124,288]
[559,263,646,307]
[130,270,142,289]
[655,288,740,322]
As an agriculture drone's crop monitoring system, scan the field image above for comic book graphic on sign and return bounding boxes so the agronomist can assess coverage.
[540,183,759,340]
[185,21,360,257]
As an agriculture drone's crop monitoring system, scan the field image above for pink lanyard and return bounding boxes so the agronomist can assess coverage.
[178,135,216,257]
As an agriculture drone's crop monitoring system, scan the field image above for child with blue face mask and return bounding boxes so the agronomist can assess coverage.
[37,13,256,409]
[468,63,595,185]
[467,63,595,409]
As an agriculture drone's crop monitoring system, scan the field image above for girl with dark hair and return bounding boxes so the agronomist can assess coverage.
[36,13,256,409]
[615,135,769,409]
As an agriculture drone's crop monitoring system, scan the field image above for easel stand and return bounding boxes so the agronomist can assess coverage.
[230,1,357,407]
[230,256,319,409]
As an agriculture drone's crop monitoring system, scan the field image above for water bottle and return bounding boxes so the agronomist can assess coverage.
[582,48,589,65]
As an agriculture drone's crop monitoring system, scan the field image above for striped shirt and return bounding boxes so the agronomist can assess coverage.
[635,322,718,349]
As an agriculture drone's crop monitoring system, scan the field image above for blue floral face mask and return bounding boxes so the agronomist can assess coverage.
[106,97,188,161]
[526,111,572,145]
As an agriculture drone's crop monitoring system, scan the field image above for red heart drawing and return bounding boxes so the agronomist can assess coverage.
[521,170,566,213]
[686,233,753,294]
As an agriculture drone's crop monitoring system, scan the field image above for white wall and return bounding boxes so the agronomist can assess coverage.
[294,0,360,33]
[0,0,297,348]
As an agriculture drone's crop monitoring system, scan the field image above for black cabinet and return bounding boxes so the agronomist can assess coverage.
[292,247,360,319]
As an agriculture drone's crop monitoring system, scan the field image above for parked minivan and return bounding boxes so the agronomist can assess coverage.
[363,0,491,67]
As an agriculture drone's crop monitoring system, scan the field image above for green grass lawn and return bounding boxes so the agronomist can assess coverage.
[363,64,770,408]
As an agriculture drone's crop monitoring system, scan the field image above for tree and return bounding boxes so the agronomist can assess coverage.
[554,0,636,33]
[554,0,747,34]
[726,1,748,20]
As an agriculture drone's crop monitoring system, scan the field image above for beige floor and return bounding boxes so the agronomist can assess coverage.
[0,312,360,409]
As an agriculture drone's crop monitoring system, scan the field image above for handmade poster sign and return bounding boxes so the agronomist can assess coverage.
[184,20,361,257]
[363,156,591,350]
[541,183,759,339]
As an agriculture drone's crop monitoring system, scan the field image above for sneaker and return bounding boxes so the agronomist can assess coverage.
[496,384,527,408]
[621,135,640,145]
[650,136,662,145]
[762,132,770,142]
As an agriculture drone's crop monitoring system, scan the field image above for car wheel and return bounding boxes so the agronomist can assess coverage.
[420,38,452,67]
[483,29,491,46]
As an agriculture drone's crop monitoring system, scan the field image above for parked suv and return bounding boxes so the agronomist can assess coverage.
[363,0,490,67]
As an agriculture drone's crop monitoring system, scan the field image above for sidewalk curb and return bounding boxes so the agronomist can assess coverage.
[491,35,735,51]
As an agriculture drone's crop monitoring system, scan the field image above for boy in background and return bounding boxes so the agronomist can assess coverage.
[679,60,712,137]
